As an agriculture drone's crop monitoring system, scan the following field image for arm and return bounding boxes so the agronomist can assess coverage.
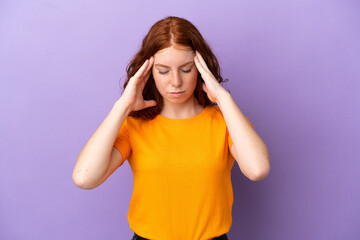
[217,91,270,181]
[194,51,270,181]
[72,56,156,189]
[72,100,131,189]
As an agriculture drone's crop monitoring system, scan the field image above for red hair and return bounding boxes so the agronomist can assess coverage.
[123,16,224,120]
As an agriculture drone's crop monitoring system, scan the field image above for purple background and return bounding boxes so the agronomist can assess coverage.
[1,0,359,239]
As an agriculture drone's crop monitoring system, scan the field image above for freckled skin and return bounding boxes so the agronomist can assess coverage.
[152,46,200,113]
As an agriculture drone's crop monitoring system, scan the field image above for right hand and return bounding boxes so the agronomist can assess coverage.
[120,56,156,112]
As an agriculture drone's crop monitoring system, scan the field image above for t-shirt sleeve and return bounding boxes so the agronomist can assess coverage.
[228,116,254,149]
[113,117,132,164]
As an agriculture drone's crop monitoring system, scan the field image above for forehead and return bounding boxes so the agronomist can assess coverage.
[154,46,194,66]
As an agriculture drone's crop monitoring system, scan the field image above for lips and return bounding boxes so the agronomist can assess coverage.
[169,91,185,97]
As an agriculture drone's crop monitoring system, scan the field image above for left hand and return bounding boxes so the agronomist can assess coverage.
[194,51,226,103]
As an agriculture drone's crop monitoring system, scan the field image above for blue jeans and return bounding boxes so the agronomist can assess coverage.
[131,232,229,240]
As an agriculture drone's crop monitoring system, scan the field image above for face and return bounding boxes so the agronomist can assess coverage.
[152,46,198,106]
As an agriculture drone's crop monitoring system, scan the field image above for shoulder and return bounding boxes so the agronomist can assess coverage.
[124,115,155,131]
[205,105,224,118]
[202,105,227,126]
[207,105,254,128]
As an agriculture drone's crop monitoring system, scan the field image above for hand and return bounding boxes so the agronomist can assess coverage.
[194,51,226,103]
[120,56,156,112]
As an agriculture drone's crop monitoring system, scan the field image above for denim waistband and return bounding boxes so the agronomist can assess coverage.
[132,232,228,240]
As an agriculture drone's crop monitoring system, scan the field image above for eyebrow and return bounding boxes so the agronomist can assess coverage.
[154,61,194,68]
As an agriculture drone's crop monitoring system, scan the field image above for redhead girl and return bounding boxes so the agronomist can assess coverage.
[73,16,270,240]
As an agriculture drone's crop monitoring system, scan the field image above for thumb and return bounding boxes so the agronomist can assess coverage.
[143,100,157,108]
[202,83,208,93]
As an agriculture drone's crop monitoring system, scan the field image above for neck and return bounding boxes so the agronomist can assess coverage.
[160,96,204,119]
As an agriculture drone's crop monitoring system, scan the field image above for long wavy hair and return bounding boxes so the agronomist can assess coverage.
[123,16,224,120]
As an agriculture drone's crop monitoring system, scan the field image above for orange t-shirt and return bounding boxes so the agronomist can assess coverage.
[114,105,254,240]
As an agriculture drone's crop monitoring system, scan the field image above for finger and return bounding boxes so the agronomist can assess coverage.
[142,59,154,81]
[140,70,152,86]
[195,51,210,72]
[144,69,151,80]
[140,56,154,83]
[194,55,207,76]
[147,56,154,72]
[134,59,150,78]
[133,57,153,86]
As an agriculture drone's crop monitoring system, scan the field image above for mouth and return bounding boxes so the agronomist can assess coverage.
[169,91,185,97]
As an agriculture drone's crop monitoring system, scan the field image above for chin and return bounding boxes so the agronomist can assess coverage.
[166,98,188,104]
[166,96,195,105]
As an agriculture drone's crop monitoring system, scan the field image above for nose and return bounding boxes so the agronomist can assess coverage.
[170,71,182,88]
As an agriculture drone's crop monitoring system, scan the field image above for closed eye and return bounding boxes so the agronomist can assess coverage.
[158,67,192,75]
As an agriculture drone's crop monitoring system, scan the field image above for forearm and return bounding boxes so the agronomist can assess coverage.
[216,90,270,180]
[72,99,131,188]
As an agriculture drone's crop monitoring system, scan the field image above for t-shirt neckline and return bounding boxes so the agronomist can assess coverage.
[155,106,211,127]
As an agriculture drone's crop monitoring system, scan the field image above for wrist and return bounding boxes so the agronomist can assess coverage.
[215,89,232,113]
[215,89,231,105]
[114,98,132,116]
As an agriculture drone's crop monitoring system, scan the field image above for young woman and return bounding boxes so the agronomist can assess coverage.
[73,16,270,240]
